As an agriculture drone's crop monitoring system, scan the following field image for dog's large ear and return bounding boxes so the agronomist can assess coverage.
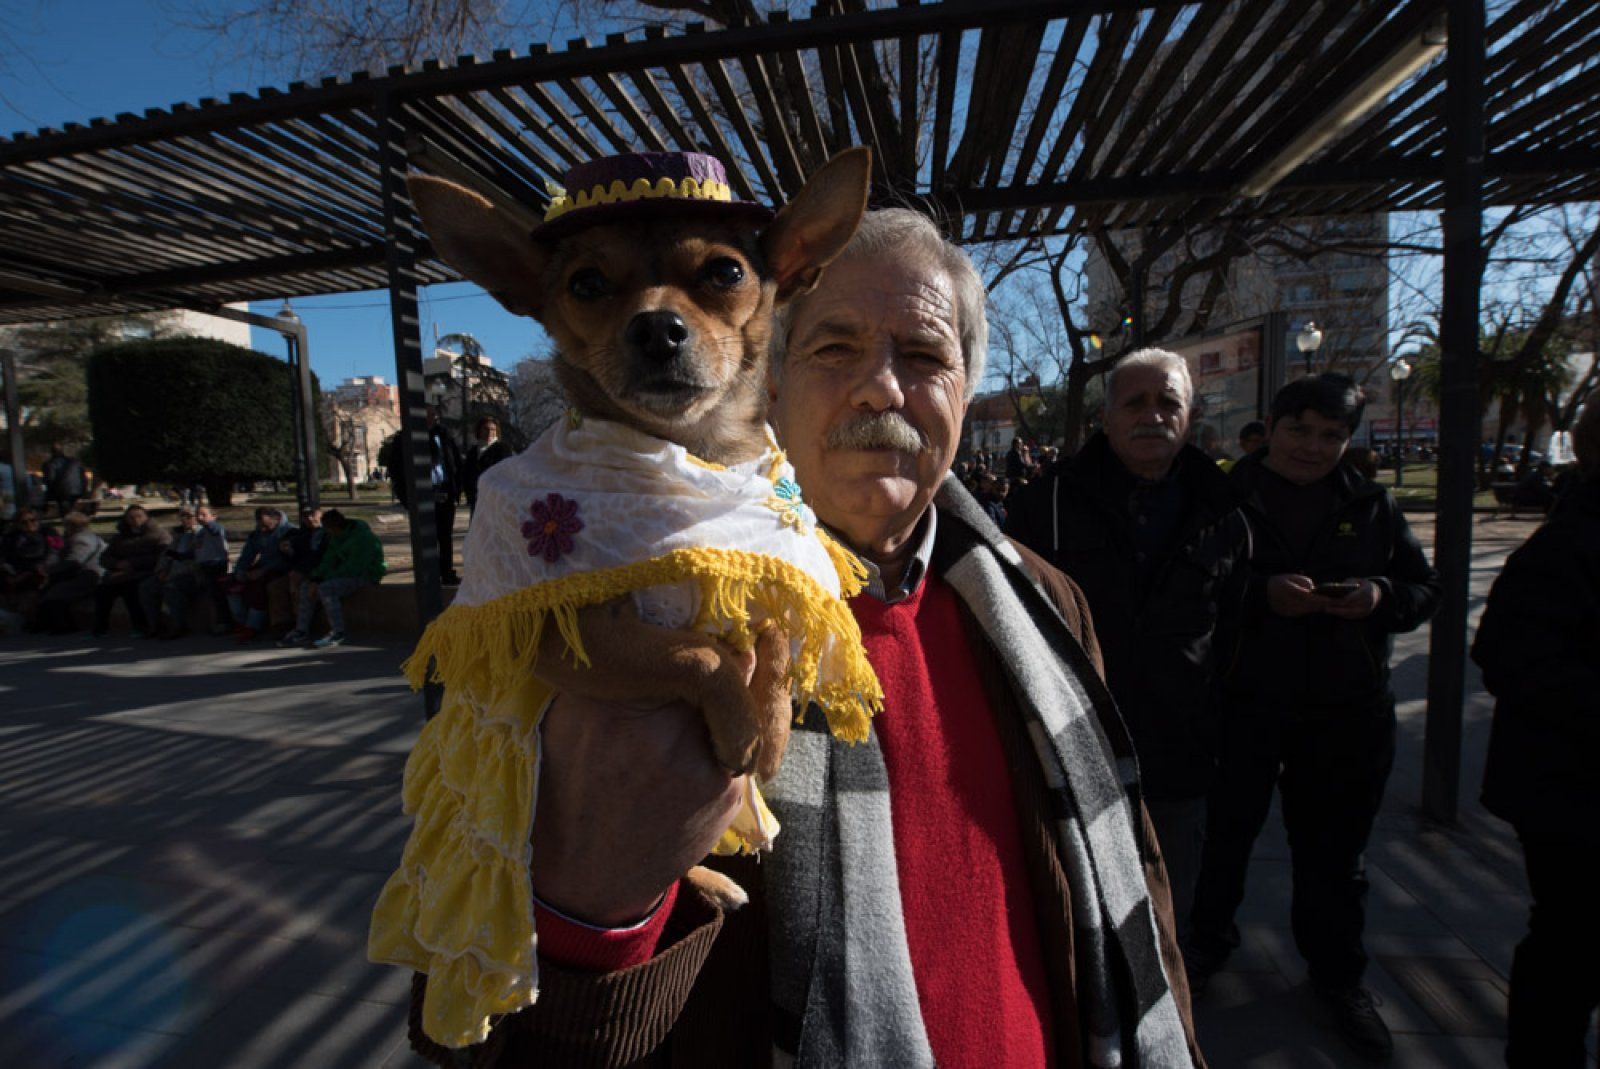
[407,175,550,320]
[760,147,872,302]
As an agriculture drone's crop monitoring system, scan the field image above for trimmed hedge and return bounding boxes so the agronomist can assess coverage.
[87,336,321,505]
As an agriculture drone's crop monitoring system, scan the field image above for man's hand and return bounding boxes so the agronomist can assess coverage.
[1321,578,1382,620]
[530,692,746,926]
[529,623,792,927]
[1266,573,1325,617]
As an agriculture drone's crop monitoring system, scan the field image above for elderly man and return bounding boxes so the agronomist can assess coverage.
[405,210,1202,1068]
[226,506,295,641]
[140,504,231,639]
[1006,349,1250,945]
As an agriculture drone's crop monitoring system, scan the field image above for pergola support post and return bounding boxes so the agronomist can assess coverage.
[376,92,445,717]
[1422,0,1485,824]
[286,326,322,511]
[2,348,25,501]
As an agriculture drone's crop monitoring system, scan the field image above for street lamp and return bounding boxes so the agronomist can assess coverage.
[1390,357,1413,487]
[1296,321,1324,374]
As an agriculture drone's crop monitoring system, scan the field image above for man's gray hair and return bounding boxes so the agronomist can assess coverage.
[1104,348,1195,411]
[771,207,988,400]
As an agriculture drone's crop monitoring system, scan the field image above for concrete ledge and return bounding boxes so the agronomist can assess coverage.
[330,582,458,637]
[89,579,456,638]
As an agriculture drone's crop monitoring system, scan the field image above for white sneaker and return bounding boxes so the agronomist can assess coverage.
[313,631,347,648]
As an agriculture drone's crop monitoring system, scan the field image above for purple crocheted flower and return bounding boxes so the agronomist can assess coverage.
[521,493,584,562]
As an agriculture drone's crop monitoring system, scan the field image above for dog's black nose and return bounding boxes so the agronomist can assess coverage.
[625,311,690,362]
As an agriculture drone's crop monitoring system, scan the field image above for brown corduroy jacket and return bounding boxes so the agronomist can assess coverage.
[409,540,1204,1068]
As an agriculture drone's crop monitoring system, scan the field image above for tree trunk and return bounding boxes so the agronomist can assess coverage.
[1517,406,1546,478]
[1490,399,1515,483]
[339,454,359,500]
[203,475,234,508]
[1060,359,1094,455]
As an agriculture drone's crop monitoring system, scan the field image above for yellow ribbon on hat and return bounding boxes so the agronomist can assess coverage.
[543,175,735,223]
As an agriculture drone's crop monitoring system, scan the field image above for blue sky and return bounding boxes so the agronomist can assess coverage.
[0,1,550,388]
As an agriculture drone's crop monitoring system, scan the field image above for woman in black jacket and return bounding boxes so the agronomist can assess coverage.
[463,416,513,515]
[1473,401,1600,1068]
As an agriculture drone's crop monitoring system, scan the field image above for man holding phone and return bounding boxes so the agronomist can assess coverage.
[1188,373,1439,1061]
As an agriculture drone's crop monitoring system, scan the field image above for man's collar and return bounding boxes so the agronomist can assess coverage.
[833,507,937,605]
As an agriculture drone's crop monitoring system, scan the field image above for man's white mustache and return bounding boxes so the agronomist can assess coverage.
[826,411,929,453]
[1129,426,1178,441]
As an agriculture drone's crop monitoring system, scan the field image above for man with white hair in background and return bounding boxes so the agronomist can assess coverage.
[1007,349,1251,949]
[403,211,1204,1067]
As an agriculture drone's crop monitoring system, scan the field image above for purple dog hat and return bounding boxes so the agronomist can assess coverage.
[533,151,774,241]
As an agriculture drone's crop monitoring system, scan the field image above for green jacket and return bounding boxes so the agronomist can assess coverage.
[313,519,387,584]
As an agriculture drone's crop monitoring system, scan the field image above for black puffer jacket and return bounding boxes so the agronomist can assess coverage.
[1475,477,1600,844]
[1006,435,1251,799]
[1226,451,1439,710]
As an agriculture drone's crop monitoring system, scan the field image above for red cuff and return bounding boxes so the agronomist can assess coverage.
[535,881,681,972]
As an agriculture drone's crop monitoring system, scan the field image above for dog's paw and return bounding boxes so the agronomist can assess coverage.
[686,864,749,912]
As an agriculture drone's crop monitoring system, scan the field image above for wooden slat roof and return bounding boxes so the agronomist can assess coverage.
[0,0,1595,325]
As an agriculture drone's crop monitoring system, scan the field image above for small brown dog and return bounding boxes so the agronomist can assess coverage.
[406,148,871,778]
[408,149,870,771]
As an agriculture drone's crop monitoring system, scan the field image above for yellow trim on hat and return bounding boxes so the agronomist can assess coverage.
[543,174,735,223]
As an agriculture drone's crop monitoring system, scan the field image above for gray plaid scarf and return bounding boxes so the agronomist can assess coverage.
[762,477,1194,1068]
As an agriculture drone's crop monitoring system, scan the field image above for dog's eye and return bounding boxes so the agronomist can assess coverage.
[701,257,745,290]
[568,268,611,302]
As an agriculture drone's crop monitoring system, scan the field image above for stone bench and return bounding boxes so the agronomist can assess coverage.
[85,576,456,639]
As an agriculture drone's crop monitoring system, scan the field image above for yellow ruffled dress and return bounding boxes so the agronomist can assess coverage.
[368,414,882,1048]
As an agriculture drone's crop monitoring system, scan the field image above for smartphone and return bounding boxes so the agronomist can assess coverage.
[1313,581,1361,599]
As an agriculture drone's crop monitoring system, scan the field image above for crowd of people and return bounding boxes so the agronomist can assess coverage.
[0,500,387,648]
[999,359,1443,1062]
[1,407,522,644]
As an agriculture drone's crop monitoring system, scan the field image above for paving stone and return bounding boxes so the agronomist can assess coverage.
[1377,955,1508,1038]
[254,926,414,1007]
[0,1012,174,1069]
[382,1041,440,1068]
[0,941,234,1037]
[1363,863,1455,939]
[0,834,139,901]
[1247,927,1442,1038]
[1192,973,1348,1068]
[159,985,410,1069]
[1387,1033,1508,1068]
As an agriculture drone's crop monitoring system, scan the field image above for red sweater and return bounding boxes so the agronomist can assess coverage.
[850,576,1053,1069]
[538,576,1052,1067]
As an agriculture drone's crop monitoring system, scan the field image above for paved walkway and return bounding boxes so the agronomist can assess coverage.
[0,517,1563,1067]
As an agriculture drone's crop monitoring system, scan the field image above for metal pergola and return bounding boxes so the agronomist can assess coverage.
[1,0,1596,819]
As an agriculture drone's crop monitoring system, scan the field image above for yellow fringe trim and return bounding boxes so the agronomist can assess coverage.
[402,544,882,742]
[544,175,734,223]
[378,543,881,1050]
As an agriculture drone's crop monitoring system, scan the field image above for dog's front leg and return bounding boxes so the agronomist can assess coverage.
[533,599,794,780]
